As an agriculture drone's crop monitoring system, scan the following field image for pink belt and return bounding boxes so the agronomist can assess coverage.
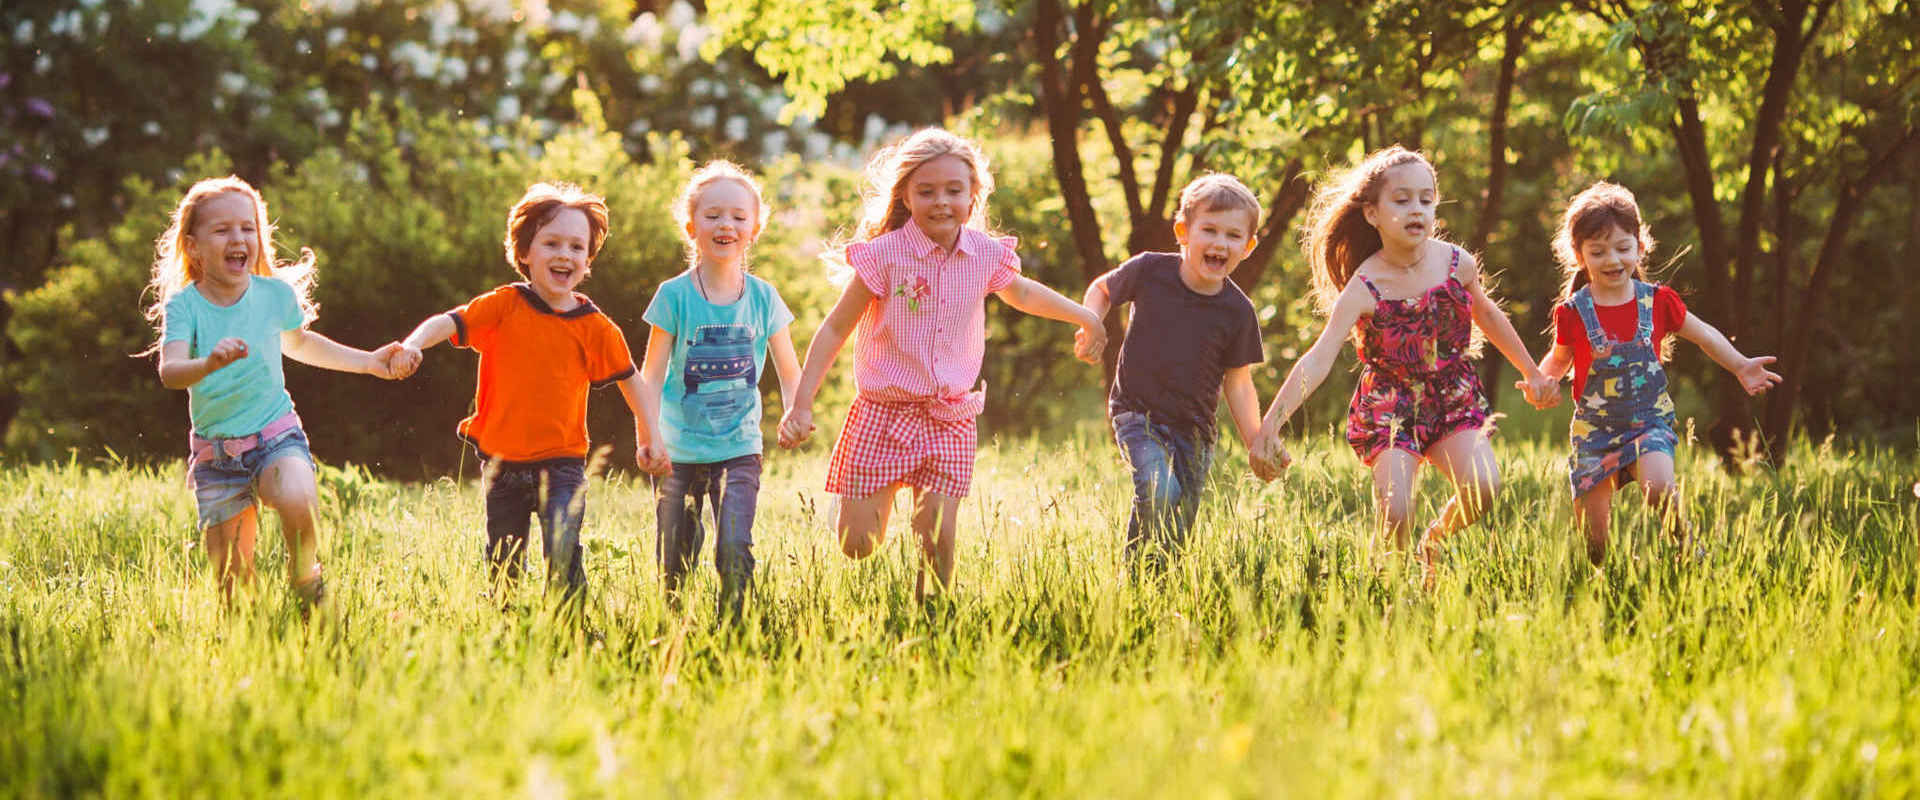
[189,410,303,467]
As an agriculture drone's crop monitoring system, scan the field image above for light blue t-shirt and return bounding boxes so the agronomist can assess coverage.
[161,275,307,438]
[643,271,794,464]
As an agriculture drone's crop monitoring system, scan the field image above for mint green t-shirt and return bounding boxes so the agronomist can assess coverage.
[643,272,794,464]
[161,275,307,438]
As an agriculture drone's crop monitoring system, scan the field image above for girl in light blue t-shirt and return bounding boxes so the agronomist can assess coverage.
[637,161,800,621]
[146,176,407,608]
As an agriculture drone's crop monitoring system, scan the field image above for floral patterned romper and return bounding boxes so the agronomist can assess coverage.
[1566,281,1678,497]
[1346,246,1491,466]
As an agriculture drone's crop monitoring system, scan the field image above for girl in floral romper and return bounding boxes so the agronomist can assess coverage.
[1252,146,1559,585]
[1536,183,1780,565]
[777,128,1105,599]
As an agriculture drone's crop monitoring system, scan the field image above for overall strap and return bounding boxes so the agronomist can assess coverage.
[1445,245,1460,279]
[1570,287,1609,352]
[1631,280,1657,345]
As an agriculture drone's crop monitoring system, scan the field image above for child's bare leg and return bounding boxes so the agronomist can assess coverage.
[910,490,962,600]
[1633,453,1687,547]
[1370,450,1421,554]
[202,507,260,604]
[1573,482,1615,566]
[257,455,323,602]
[1421,430,1503,584]
[834,486,899,560]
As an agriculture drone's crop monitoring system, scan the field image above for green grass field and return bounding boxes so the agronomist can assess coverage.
[3,430,1916,798]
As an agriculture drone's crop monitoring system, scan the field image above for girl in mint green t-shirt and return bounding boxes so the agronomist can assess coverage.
[145,176,407,608]
[636,162,801,621]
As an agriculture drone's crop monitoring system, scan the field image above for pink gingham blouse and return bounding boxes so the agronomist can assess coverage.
[848,221,1021,417]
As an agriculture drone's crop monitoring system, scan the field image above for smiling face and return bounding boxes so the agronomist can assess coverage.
[186,191,261,294]
[522,207,592,302]
[1576,224,1643,294]
[1175,207,1258,292]
[686,179,761,268]
[1362,162,1439,251]
[903,154,974,250]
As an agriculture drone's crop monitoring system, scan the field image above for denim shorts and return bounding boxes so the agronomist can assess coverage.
[187,428,316,528]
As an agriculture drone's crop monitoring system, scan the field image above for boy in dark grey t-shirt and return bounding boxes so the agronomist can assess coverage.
[1079,174,1287,568]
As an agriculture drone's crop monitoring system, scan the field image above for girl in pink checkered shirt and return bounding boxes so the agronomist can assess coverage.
[778,128,1106,599]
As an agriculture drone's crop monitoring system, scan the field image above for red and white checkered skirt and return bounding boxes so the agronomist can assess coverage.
[824,393,980,499]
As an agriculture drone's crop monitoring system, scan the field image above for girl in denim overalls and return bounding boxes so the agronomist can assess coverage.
[1537,183,1782,565]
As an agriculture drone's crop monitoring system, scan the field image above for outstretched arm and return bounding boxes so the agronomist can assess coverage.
[1223,364,1285,480]
[769,325,802,415]
[997,276,1103,364]
[1456,251,1556,407]
[1677,312,1782,395]
[1257,279,1372,437]
[777,278,874,447]
[282,328,403,378]
[388,313,460,378]
[1076,271,1117,363]
[623,325,675,475]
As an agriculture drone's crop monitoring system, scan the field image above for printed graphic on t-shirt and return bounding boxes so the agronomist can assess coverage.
[681,323,758,434]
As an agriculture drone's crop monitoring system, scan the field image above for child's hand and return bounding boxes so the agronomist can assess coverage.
[1516,371,1561,409]
[777,405,815,448]
[369,342,415,380]
[1072,324,1106,365]
[206,337,249,372]
[387,343,424,379]
[1734,355,1783,395]
[637,439,672,476]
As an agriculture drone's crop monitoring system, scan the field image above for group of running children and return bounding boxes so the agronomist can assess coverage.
[147,128,1783,617]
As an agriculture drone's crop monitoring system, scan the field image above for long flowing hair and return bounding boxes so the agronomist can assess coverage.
[1300,145,1437,317]
[824,128,1000,280]
[143,176,316,353]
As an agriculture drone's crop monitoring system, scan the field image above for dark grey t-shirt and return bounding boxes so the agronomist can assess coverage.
[1106,252,1265,439]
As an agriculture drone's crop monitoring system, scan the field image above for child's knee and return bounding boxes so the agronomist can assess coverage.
[839,530,878,560]
[1642,478,1678,505]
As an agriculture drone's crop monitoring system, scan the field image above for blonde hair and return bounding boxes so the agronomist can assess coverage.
[144,176,316,349]
[1301,146,1439,316]
[848,128,998,246]
[1552,181,1657,305]
[1176,173,1263,229]
[672,160,770,267]
[502,182,610,278]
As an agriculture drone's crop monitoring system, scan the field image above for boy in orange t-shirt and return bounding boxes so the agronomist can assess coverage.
[394,183,669,598]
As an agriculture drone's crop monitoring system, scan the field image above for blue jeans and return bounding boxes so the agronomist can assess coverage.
[654,454,762,619]
[1113,411,1214,568]
[483,458,588,596]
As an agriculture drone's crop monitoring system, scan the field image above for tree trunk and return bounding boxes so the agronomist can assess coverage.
[1765,132,1917,452]
[1230,158,1310,292]
[1033,0,1116,381]
[1472,13,1529,411]
[1730,1,1810,345]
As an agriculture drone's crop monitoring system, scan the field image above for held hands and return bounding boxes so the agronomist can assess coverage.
[206,337,249,372]
[1247,427,1292,483]
[1072,323,1106,365]
[636,436,671,476]
[1734,355,1783,395]
[1515,370,1562,410]
[369,342,419,380]
[777,405,815,449]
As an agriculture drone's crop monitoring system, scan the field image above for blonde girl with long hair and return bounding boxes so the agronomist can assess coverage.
[777,128,1105,600]
[148,176,406,608]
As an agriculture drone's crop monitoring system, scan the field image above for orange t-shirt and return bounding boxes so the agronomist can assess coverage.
[449,284,636,462]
